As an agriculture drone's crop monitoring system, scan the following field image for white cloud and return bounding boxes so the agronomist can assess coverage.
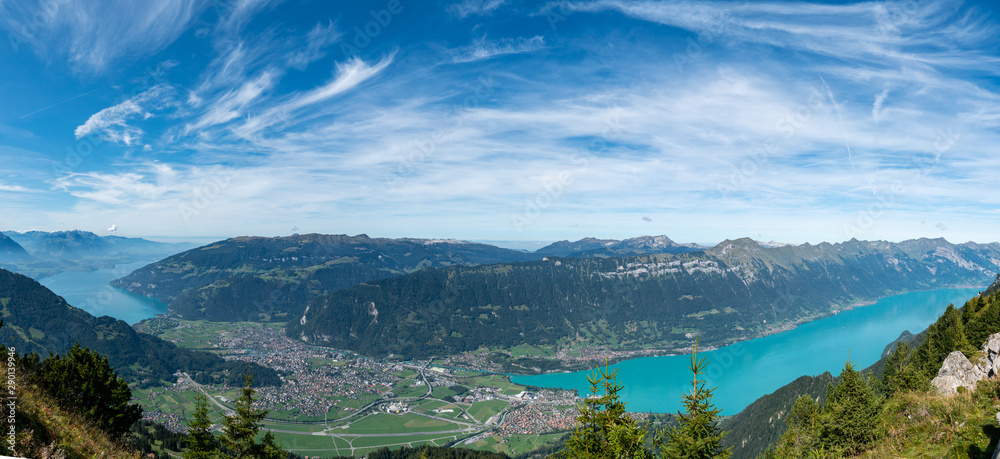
[0,0,210,73]
[449,0,507,18]
[74,86,171,146]
[234,53,395,136]
[286,21,343,70]
[184,70,279,134]
[214,0,285,36]
[452,36,546,63]
[285,53,396,112]
[0,183,31,192]
[872,89,890,123]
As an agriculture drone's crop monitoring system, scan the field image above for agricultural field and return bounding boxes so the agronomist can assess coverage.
[132,319,578,457]
[468,400,510,424]
[456,373,528,396]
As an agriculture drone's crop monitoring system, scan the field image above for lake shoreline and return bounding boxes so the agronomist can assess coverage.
[509,286,985,415]
[500,282,990,376]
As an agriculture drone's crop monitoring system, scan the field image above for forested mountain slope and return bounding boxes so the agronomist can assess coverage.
[725,275,1000,458]
[289,237,1000,360]
[0,268,279,386]
[113,233,543,321]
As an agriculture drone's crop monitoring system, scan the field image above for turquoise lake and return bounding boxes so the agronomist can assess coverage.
[39,260,168,325]
[511,287,985,415]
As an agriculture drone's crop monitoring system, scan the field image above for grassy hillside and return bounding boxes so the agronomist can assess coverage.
[1,350,142,459]
[753,277,1000,458]
[3,380,143,458]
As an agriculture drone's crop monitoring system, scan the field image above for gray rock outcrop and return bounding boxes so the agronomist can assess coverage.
[931,332,1000,396]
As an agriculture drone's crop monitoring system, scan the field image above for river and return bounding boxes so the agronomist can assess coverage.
[38,260,168,325]
[511,287,984,414]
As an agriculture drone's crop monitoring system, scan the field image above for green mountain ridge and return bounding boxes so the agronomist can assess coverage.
[0,268,279,387]
[723,274,1000,458]
[113,233,547,321]
[287,237,1000,362]
[112,233,714,322]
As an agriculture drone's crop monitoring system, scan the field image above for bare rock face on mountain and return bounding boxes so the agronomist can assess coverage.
[983,333,1000,378]
[932,332,1000,395]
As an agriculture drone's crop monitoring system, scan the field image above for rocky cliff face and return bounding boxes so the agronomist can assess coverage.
[931,333,1000,395]
[985,274,1000,296]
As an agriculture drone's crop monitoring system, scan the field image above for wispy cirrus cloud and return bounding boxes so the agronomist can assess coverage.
[7,0,1000,244]
[74,85,173,146]
[452,36,545,63]
[448,0,508,18]
[234,52,396,136]
[0,183,33,192]
[0,0,210,73]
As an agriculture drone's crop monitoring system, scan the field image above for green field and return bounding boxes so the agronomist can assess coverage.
[466,432,568,456]
[140,319,286,350]
[338,412,459,434]
[468,400,509,424]
[456,374,526,396]
[129,320,560,457]
[510,343,556,358]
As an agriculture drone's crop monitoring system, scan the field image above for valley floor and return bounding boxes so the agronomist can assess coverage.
[134,318,578,457]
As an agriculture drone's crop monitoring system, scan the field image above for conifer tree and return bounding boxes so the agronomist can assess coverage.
[914,304,976,378]
[879,342,925,397]
[771,395,820,457]
[553,362,653,458]
[183,392,224,459]
[661,340,732,459]
[220,372,285,458]
[36,342,142,439]
[964,295,1000,347]
[818,362,882,455]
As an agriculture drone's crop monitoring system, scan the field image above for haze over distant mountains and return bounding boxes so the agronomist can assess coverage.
[535,235,705,257]
[0,233,31,262]
[0,230,198,277]
[0,268,279,387]
[101,231,1000,370]
[112,233,707,322]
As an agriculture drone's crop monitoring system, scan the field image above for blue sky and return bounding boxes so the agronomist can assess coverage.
[1,0,999,246]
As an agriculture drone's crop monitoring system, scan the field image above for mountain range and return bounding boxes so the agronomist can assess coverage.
[0,230,198,278]
[287,237,1000,363]
[4,230,196,259]
[0,268,279,387]
[535,235,705,257]
[0,232,31,262]
[112,233,709,322]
